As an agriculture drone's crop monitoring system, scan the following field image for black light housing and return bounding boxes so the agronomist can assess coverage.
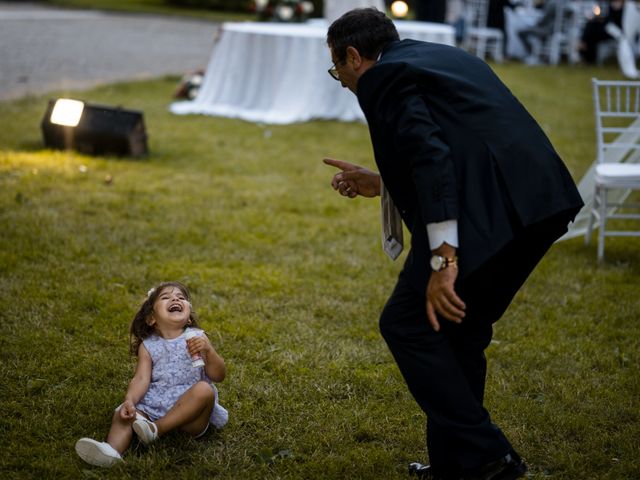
[41,98,148,157]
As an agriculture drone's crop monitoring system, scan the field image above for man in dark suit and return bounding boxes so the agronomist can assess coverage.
[324,8,583,480]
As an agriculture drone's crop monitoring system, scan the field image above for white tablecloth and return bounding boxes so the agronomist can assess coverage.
[169,20,455,124]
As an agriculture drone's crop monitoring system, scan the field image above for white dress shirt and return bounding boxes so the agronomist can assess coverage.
[426,220,459,250]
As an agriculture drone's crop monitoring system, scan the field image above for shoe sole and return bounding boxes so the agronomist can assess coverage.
[75,439,122,467]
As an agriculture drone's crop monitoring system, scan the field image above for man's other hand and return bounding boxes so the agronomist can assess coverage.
[426,266,466,331]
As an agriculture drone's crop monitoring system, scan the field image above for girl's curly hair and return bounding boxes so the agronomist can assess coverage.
[129,281,200,356]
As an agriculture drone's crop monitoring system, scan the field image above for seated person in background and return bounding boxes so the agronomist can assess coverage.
[578,0,624,63]
[517,0,564,64]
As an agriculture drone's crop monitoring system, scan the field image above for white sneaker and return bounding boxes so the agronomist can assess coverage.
[75,438,122,467]
[133,418,158,445]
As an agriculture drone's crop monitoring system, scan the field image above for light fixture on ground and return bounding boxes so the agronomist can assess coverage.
[41,98,148,157]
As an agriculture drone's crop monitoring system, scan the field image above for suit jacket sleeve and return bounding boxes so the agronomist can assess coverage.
[364,66,459,226]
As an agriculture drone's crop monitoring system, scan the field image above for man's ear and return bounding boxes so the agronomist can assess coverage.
[346,46,363,69]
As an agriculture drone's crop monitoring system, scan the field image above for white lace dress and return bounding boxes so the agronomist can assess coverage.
[136,329,228,429]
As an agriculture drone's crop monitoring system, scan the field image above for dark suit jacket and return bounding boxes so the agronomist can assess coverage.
[357,40,583,291]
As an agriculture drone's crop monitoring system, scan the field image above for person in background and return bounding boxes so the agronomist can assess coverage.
[517,0,565,64]
[578,0,624,63]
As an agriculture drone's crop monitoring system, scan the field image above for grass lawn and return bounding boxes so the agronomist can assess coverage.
[0,62,639,479]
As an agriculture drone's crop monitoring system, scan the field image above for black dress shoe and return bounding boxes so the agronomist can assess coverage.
[463,452,528,480]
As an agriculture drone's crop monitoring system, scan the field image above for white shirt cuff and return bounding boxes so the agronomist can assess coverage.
[426,220,459,250]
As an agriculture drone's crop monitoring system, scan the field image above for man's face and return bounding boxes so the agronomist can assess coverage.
[331,48,358,94]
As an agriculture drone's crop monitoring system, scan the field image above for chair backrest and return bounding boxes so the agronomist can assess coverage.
[592,78,640,164]
[465,0,490,29]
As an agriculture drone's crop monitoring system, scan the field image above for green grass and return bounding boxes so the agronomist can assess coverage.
[1,63,639,479]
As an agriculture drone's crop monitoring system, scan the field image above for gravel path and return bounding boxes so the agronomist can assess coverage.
[0,1,220,100]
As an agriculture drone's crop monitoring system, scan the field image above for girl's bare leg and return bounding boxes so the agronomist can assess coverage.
[106,410,135,454]
[154,381,215,437]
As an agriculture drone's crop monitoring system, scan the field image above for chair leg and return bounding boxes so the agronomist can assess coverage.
[597,187,607,262]
[549,38,560,65]
[586,184,601,246]
[478,37,487,60]
[494,39,504,63]
[569,40,581,64]
[585,202,595,246]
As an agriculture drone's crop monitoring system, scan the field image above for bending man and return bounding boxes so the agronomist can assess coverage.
[324,8,583,480]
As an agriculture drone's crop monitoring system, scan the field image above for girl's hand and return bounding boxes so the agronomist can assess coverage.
[189,333,226,382]
[119,400,137,420]
[187,334,214,359]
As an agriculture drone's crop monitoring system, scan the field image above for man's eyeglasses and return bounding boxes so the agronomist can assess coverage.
[328,61,342,81]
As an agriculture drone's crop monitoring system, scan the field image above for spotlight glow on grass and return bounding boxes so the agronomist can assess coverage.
[50,99,85,127]
[391,1,409,18]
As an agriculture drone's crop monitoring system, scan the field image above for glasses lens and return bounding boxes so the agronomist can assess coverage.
[328,66,339,80]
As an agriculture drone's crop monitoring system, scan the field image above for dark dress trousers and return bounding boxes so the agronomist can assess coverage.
[356,40,583,475]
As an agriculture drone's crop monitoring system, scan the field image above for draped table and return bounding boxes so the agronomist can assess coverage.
[170,20,456,124]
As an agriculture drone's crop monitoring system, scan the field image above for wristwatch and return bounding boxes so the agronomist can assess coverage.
[430,255,457,272]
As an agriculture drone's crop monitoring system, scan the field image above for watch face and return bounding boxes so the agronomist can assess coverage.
[430,255,443,271]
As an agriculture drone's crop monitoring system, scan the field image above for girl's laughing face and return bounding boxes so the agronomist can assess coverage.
[149,286,191,330]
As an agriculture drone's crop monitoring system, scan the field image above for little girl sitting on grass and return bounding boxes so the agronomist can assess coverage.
[76,281,228,467]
